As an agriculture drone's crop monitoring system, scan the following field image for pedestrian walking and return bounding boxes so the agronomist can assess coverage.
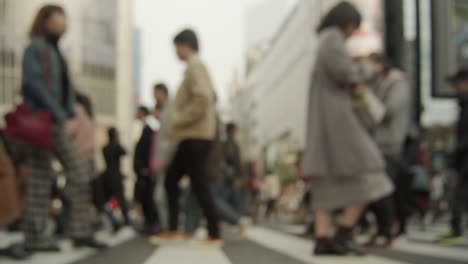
[134,106,160,235]
[438,69,468,244]
[20,5,106,251]
[156,29,221,246]
[302,2,393,256]
[365,53,411,247]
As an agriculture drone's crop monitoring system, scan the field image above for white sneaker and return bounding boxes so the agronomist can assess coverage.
[238,217,253,236]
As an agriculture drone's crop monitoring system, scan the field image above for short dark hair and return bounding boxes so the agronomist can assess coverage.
[369,53,393,72]
[317,2,362,33]
[174,29,199,52]
[107,127,118,143]
[30,5,65,37]
[154,83,169,96]
[226,123,237,134]
[137,106,150,116]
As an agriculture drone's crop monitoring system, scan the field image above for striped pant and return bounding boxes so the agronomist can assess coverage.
[23,127,92,246]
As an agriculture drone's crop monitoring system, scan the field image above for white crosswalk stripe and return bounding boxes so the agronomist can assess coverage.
[246,227,406,264]
[1,228,136,264]
[143,243,231,264]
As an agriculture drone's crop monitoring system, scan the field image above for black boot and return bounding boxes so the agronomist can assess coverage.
[335,226,367,256]
[0,244,33,260]
[313,238,348,256]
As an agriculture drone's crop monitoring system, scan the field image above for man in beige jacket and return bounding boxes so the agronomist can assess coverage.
[156,29,221,245]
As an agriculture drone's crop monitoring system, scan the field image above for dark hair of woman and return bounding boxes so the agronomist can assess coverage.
[317,2,362,33]
[29,5,65,37]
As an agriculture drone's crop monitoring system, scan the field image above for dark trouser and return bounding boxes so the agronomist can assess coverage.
[23,127,93,246]
[265,199,276,218]
[185,176,243,234]
[114,191,130,224]
[136,176,159,227]
[450,177,468,236]
[107,179,130,225]
[165,140,220,239]
[368,155,412,237]
[368,196,394,237]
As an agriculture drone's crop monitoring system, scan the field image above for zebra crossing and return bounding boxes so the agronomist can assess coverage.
[2,225,467,264]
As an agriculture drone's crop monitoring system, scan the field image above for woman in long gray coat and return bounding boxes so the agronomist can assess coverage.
[302,2,393,255]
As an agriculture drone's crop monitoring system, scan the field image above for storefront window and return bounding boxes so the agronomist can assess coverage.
[432,0,468,97]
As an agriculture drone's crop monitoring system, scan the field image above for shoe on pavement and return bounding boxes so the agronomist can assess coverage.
[190,237,224,248]
[365,235,393,249]
[335,237,367,256]
[0,244,33,260]
[238,217,253,236]
[314,240,349,256]
[149,231,186,245]
[25,242,61,253]
[73,238,108,250]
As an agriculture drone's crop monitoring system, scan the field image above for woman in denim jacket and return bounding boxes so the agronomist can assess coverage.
[21,5,106,252]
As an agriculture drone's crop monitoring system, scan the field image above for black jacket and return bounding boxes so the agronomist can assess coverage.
[454,96,468,175]
[134,124,154,176]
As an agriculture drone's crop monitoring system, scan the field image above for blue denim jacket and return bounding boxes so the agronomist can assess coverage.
[22,36,75,124]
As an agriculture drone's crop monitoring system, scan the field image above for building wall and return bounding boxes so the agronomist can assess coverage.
[245,0,319,160]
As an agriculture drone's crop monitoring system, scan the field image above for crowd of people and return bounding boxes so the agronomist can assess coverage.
[0,1,467,261]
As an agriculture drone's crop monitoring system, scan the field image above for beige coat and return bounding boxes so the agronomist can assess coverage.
[168,54,216,141]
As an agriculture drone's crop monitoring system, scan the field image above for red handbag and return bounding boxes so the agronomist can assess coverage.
[5,42,53,150]
[5,104,52,149]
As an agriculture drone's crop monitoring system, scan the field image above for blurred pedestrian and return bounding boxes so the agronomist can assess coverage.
[152,83,174,229]
[157,29,221,245]
[0,134,31,260]
[21,5,106,251]
[364,53,411,247]
[153,83,174,172]
[302,2,393,256]
[134,106,160,235]
[439,69,468,244]
[262,170,281,220]
[101,127,130,231]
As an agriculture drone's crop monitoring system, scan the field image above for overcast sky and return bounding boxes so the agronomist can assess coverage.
[133,0,290,107]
